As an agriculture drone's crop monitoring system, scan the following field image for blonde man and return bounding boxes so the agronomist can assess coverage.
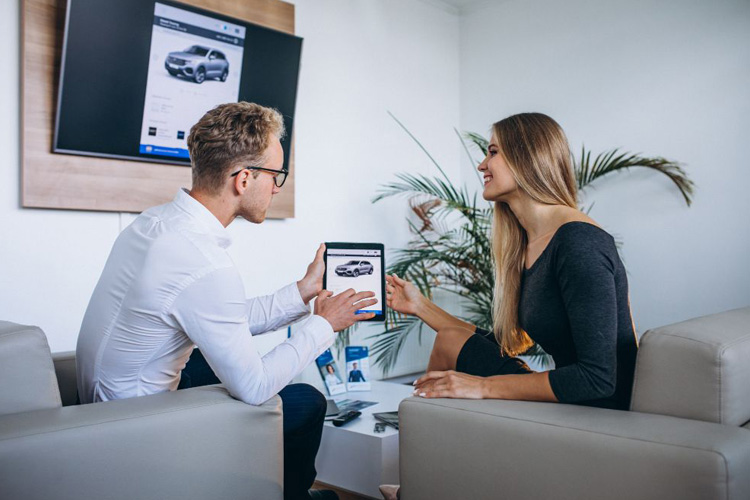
[77,102,373,500]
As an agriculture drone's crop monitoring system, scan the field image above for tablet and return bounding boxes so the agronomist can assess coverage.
[323,242,386,322]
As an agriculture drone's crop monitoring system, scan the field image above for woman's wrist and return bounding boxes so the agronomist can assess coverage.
[412,294,430,319]
[480,377,492,399]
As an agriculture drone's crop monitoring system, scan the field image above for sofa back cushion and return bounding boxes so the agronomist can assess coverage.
[0,321,62,416]
[630,307,750,426]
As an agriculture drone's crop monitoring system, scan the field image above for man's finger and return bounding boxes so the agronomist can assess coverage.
[353,299,378,311]
[350,290,376,302]
[353,312,376,322]
[317,290,333,300]
[315,243,326,261]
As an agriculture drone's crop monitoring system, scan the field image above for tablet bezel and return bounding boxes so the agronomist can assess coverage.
[323,242,386,322]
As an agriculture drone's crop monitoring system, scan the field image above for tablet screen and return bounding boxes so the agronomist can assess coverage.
[324,243,385,321]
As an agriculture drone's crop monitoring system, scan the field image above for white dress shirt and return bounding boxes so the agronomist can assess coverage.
[77,189,334,405]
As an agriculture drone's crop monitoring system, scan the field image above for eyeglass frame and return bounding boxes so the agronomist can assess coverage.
[229,166,288,188]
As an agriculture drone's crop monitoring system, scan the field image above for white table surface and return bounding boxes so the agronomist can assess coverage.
[315,380,416,498]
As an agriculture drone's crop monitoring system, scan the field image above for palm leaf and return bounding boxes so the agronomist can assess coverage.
[464,132,489,156]
[576,146,694,206]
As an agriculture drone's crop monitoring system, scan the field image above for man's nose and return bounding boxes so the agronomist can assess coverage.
[272,184,281,195]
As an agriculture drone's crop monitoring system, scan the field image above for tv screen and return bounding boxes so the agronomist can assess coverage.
[54,0,302,168]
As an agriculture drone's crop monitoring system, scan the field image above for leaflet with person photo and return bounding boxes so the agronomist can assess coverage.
[315,349,346,396]
[139,2,246,160]
[345,346,371,391]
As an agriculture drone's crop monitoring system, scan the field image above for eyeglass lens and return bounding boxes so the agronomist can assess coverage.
[275,170,288,187]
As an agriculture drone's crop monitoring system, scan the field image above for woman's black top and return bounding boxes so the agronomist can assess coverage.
[520,221,638,409]
[460,222,638,410]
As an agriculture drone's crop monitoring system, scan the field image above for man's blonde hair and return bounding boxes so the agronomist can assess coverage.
[187,102,285,193]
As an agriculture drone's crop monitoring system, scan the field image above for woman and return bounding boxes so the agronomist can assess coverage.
[380,112,638,499]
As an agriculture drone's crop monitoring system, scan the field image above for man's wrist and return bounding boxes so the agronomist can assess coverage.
[297,279,320,305]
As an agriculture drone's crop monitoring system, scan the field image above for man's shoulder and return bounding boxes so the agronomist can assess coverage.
[123,207,234,279]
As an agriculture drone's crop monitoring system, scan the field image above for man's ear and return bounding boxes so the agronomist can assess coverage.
[233,169,250,195]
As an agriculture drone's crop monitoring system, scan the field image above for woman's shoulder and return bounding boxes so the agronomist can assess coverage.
[552,219,617,258]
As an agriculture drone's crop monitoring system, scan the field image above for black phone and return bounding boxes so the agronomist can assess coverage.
[332,410,361,427]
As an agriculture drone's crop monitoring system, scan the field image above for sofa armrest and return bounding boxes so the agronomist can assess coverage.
[399,397,750,500]
[0,386,283,500]
[52,351,77,406]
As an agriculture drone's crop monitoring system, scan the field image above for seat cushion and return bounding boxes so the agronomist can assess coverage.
[630,307,750,426]
[0,321,62,416]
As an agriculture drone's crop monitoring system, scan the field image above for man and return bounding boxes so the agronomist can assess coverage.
[77,102,376,500]
[348,362,366,382]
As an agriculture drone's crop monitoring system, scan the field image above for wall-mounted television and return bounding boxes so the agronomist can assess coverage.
[54,0,302,169]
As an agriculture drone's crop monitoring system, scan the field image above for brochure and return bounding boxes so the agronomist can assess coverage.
[345,346,371,391]
[315,349,346,396]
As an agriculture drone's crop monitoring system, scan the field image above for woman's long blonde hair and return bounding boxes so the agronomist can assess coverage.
[491,113,578,355]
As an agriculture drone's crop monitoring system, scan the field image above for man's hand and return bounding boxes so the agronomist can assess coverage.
[314,289,378,332]
[297,243,326,304]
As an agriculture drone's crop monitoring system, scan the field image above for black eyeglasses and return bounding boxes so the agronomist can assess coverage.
[230,166,288,188]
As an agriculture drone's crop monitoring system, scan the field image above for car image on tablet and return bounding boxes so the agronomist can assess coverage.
[335,260,374,277]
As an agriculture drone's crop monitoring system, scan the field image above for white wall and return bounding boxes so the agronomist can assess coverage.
[0,0,460,380]
[459,0,750,333]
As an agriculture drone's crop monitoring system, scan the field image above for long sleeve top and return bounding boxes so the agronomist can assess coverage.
[76,189,334,406]
[519,222,638,410]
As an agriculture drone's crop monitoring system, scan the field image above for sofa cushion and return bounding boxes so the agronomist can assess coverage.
[630,307,750,426]
[0,321,61,416]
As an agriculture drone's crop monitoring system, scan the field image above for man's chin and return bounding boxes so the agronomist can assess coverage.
[238,211,267,224]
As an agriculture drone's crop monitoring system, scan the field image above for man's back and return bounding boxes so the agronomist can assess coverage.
[77,190,234,403]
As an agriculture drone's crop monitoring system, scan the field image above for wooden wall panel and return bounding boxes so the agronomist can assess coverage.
[22,0,296,217]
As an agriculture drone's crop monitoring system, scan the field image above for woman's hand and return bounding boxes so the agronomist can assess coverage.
[386,274,425,317]
[413,370,487,399]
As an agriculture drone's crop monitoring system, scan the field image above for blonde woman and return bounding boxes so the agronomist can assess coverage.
[389,113,639,410]
[381,112,639,500]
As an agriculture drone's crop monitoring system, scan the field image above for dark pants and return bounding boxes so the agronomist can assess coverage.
[178,349,326,500]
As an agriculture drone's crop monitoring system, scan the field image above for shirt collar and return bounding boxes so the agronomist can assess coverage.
[172,188,233,249]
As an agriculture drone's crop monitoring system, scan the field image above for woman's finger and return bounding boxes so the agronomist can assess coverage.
[392,274,408,286]
[414,370,449,386]
[416,380,452,398]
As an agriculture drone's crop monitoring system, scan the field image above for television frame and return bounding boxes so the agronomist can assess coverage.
[21,0,298,216]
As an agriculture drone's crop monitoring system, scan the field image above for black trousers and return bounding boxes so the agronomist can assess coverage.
[178,349,326,500]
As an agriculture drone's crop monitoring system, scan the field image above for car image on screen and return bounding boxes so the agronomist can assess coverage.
[335,260,374,277]
[164,45,229,84]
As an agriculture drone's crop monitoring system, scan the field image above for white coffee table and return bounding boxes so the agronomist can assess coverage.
[315,380,415,498]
